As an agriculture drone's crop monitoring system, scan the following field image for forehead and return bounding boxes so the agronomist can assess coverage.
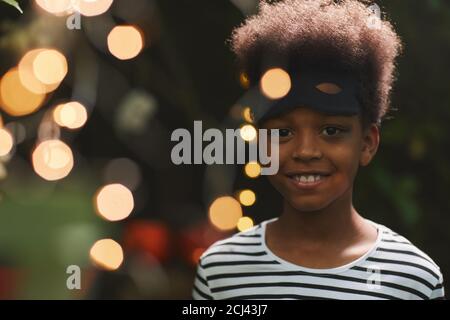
[261,106,359,125]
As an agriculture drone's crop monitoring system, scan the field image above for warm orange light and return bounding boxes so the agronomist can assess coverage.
[239,72,250,89]
[208,196,243,231]
[95,183,134,221]
[242,107,253,123]
[244,161,261,178]
[0,68,46,117]
[90,239,124,271]
[240,124,257,141]
[0,128,14,157]
[32,139,74,181]
[33,49,68,86]
[18,49,60,94]
[76,0,113,17]
[260,68,291,99]
[238,189,256,206]
[107,25,144,60]
[53,102,88,129]
[35,0,73,15]
[237,216,254,232]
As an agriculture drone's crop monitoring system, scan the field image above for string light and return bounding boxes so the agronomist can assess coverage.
[95,183,134,221]
[108,25,144,60]
[242,107,253,123]
[244,161,261,178]
[32,139,74,181]
[240,124,257,141]
[90,239,124,271]
[237,216,254,232]
[0,68,45,116]
[76,0,114,17]
[53,102,88,129]
[0,128,13,157]
[260,68,291,99]
[35,0,73,15]
[208,196,243,231]
[32,49,68,86]
[238,189,256,206]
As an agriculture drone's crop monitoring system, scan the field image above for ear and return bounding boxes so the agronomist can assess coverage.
[360,124,379,167]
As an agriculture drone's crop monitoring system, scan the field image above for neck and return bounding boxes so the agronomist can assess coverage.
[275,189,367,246]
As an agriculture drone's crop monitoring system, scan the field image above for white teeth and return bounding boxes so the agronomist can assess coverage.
[293,174,323,183]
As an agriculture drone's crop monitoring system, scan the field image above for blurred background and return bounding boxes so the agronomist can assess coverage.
[0,0,449,299]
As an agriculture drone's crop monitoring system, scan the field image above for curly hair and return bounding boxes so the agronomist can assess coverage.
[229,0,402,126]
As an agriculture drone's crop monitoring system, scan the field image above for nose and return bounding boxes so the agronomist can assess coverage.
[291,130,322,161]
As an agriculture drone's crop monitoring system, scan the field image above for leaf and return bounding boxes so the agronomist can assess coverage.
[1,0,23,13]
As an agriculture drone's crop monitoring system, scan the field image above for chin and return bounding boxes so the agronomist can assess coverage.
[284,192,333,212]
[287,197,332,213]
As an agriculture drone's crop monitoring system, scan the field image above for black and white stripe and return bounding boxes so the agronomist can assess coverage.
[193,218,445,300]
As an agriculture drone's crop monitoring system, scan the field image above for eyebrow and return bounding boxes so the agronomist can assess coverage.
[261,111,359,128]
[321,116,356,123]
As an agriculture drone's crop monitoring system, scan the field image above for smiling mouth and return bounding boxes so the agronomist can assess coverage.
[286,173,331,189]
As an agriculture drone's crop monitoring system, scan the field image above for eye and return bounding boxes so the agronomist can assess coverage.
[278,128,293,138]
[322,126,344,136]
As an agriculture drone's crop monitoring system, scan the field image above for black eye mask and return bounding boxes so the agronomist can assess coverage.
[241,68,362,124]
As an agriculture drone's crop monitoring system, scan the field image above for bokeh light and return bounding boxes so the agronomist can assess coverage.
[90,239,124,271]
[33,49,68,86]
[107,25,144,60]
[35,0,73,15]
[32,139,74,181]
[95,183,134,221]
[19,49,53,94]
[208,196,243,231]
[240,124,257,141]
[242,107,253,123]
[18,49,62,94]
[238,189,256,206]
[53,102,88,129]
[0,68,46,116]
[0,128,14,157]
[244,161,261,178]
[239,72,250,89]
[237,216,254,232]
[260,68,291,99]
[76,0,114,17]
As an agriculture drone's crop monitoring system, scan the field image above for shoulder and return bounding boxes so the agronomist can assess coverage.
[200,223,264,260]
[371,222,444,295]
[197,222,270,270]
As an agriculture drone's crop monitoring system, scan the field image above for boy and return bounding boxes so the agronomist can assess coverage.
[193,0,445,300]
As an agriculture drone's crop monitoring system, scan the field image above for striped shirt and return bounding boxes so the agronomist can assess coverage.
[193,218,445,300]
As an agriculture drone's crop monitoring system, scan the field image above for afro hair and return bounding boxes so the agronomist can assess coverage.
[230,0,402,126]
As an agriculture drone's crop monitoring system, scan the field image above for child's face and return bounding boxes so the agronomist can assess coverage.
[261,107,379,213]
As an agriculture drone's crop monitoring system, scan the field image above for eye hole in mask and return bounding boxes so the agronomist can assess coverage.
[315,82,342,94]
